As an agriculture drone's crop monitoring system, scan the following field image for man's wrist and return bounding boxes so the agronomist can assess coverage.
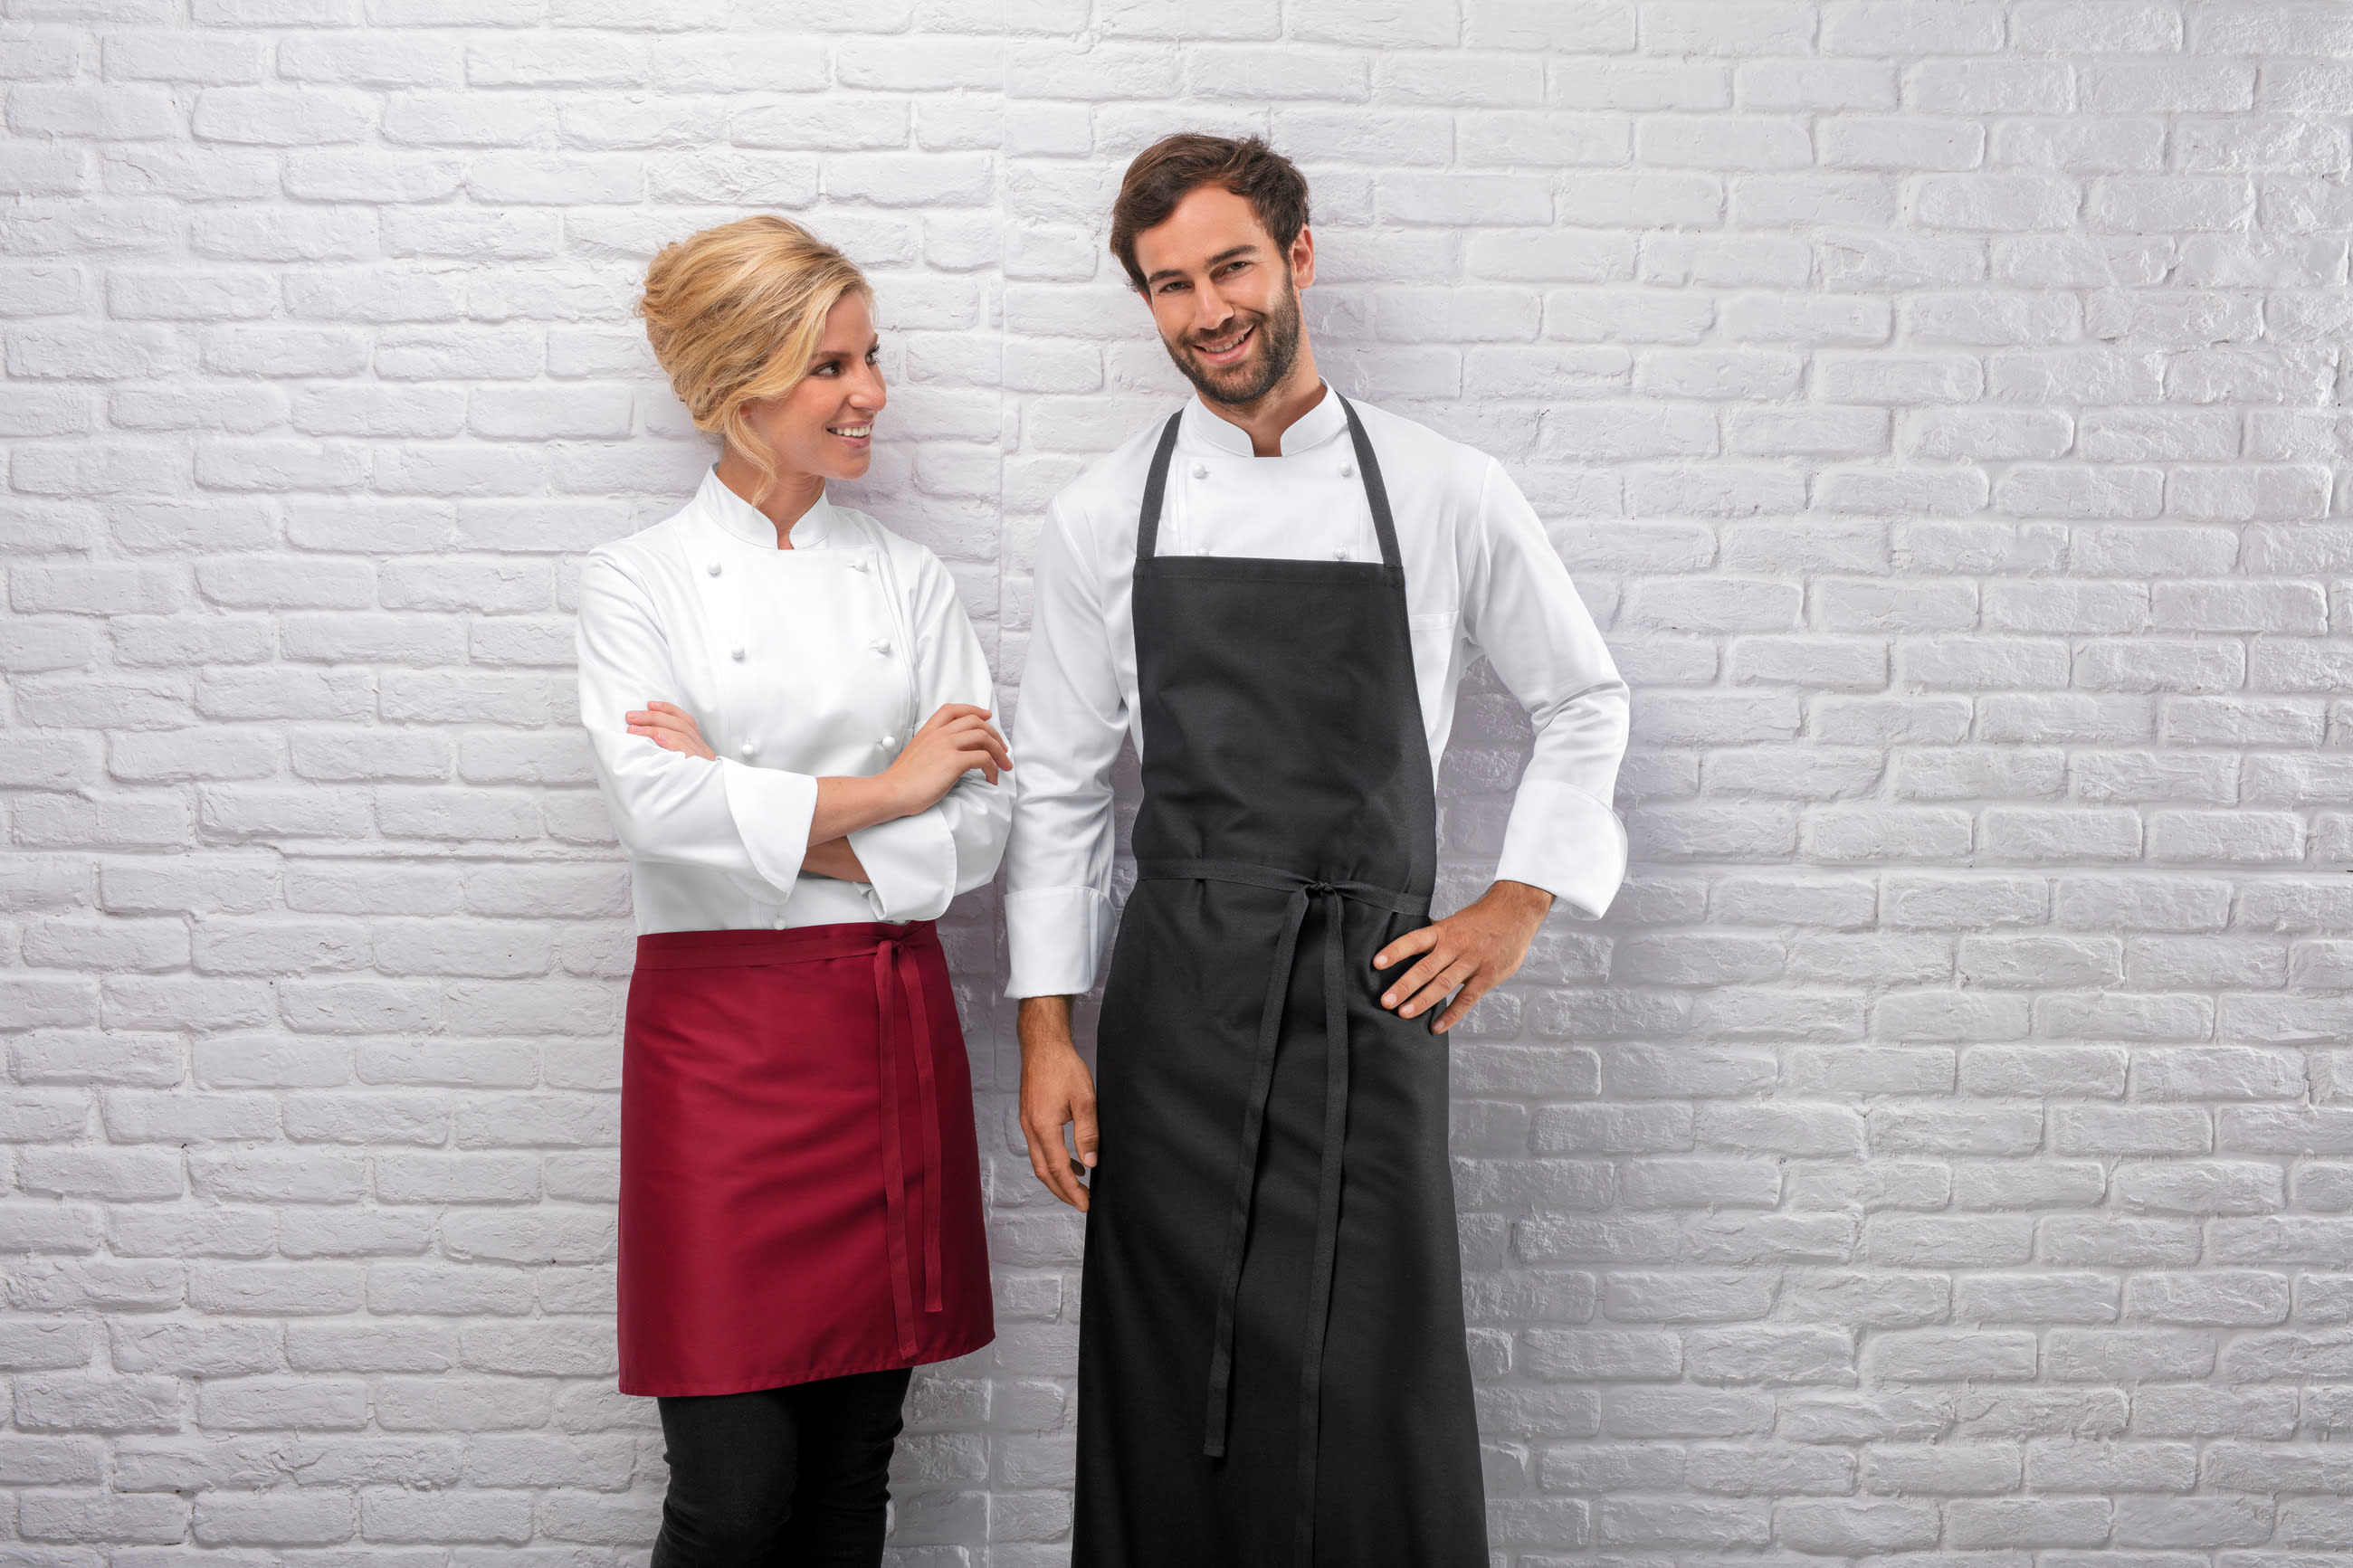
[1490,879,1555,917]
[1017,994,1077,1054]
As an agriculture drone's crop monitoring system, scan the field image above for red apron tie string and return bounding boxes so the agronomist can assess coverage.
[872,931,949,1359]
[870,938,920,1362]
[895,941,947,1315]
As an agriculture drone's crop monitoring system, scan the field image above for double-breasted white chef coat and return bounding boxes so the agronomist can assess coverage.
[576,467,1009,933]
[1004,389,1631,999]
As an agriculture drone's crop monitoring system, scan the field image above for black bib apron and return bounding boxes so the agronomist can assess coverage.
[1072,397,1487,1568]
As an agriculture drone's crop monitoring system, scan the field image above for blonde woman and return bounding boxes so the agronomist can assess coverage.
[577,216,1006,1565]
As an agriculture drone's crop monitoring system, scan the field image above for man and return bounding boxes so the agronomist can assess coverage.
[1005,135,1630,1568]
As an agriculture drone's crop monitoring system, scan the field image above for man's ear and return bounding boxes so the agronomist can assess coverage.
[1289,226,1316,290]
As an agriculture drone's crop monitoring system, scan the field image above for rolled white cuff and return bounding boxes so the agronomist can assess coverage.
[1005,884,1113,999]
[1496,779,1627,921]
[719,758,818,896]
[848,808,957,924]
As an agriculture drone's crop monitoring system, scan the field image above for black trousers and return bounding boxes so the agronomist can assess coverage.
[651,1367,911,1568]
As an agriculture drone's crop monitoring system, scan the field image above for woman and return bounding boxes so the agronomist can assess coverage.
[576,215,1006,1566]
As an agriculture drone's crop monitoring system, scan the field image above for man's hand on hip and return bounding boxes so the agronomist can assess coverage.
[1017,995,1098,1212]
[1374,879,1555,1036]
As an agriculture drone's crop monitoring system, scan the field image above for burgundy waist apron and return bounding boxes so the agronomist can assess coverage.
[618,921,993,1397]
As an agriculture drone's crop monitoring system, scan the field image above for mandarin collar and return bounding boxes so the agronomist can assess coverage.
[1179,382,1348,460]
[692,467,840,551]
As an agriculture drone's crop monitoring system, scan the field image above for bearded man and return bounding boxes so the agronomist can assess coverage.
[1003,134,1631,1568]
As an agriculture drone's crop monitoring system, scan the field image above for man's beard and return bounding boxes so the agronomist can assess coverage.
[1163,273,1304,408]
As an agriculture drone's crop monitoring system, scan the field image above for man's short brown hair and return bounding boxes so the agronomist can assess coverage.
[1109,134,1310,292]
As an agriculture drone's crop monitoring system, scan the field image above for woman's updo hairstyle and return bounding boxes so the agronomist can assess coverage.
[636,215,871,506]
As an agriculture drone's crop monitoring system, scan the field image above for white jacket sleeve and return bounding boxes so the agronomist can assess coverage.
[1003,496,1129,998]
[576,550,817,893]
[846,547,1010,923]
[1466,460,1631,920]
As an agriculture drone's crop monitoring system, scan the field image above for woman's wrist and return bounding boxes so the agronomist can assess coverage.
[808,771,914,846]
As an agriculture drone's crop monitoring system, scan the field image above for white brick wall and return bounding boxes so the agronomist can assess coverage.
[4,0,2351,1561]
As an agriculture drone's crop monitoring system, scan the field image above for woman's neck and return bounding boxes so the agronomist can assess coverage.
[713,454,824,549]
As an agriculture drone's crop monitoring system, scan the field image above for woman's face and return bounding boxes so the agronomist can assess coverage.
[740,290,885,484]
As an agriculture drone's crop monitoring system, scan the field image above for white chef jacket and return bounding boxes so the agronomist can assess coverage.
[577,467,1009,934]
[1004,388,1629,1000]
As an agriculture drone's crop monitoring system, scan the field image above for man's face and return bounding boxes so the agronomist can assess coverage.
[1132,184,1315,408]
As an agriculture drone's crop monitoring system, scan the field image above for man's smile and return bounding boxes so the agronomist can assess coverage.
[1190,322,1255,366]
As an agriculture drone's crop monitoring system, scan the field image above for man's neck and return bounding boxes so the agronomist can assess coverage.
[1199,350,1326,458]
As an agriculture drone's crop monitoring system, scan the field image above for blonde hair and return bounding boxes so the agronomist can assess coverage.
[636,215,872,506]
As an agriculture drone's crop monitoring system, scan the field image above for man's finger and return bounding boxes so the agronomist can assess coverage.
[1432,974,1492,1035]
[1072,1095,1100,1169]
[1374,924,1443,974]
[1022,1120,1054,1191]
[1397,958,1476,1020]
[1023,1114,1083,1209]
[1380,946,1459,1012]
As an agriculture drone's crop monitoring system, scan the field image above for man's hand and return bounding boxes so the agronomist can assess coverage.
[1017,995,1098,1212]
[1374,879,1555,1035]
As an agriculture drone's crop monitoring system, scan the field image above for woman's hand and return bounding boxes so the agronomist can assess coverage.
[880,703,1011,813]
[802,838,867,881]
[626,700,715,762]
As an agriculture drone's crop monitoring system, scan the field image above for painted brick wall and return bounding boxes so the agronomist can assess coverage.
[5,0,2353,1562]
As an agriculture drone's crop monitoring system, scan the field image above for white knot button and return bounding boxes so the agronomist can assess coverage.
[872,638,891,655]
[850,556,871,573]
[772,917,787,930]
[730,647,745,661]
[1340,461,1355,478]
[881,734,898,748]
[738,741,757,758]
[707,562,722,576]
[1333,548,1350,560]
[1191,462,1208,479]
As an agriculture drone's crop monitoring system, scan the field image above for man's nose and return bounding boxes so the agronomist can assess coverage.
[1191,283,1234,337]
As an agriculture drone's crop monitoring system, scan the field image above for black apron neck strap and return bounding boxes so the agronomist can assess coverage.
[1135,411,1184,562]
[1136,394,1401,571]
[1335,394,1403,572]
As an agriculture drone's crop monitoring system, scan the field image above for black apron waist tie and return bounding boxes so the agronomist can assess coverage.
[1136,858,1434,1562]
